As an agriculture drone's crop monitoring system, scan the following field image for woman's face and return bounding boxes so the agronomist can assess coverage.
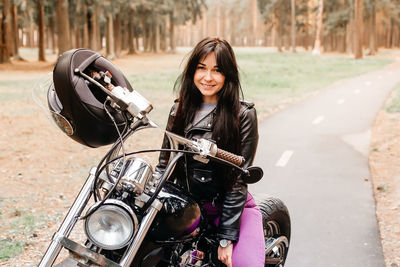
[194,52,225,103]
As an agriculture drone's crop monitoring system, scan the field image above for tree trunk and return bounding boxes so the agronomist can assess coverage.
[385,23,391,48]
[312,0,323,54]
[252,0,258,46]
[97,5,102,50]
[230,12,237,45]
[216,2,220,36]
[49,15,57,54]
[57,0,71,55]
[71,24,77,48]
[2,0,12,58]
[277,12,286,52]
[37,0,46,61]
[145,22,151,52]
[106,14,115,59]
[0,9,11,63]
[169,12,176,53]
[202,10,207,40]
[82,3,89,48]
[284,34,290,51]
[390,18,395,48]
[290,0,296,52]
[303,1,311,50]
[143,25,148,52]
[353,0,363,59]
[128,14,136,54]
[77,24,82,47]
[346,18,353,54]
[338,33,346,52]
[88,3,98,51]
[368,0,377,55]
[149,24,155,52]
[271,13,277,49]
[114,12,121,58]
[161,19,167,52]
[46,24,51,49]
[29,21,34,47]
[0,13,2,57]
[6,1,13,57]
[88,5,95,50]
[394,22,399,47]
[121,18,127,51]
[155,24,160,53]
[11,3,22,59]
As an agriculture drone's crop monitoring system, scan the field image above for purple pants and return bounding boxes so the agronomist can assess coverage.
[203,193,265,267]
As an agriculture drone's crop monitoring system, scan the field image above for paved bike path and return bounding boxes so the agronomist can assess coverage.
[250,58,400,266]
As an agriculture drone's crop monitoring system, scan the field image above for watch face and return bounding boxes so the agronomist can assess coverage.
[220,239,228,247]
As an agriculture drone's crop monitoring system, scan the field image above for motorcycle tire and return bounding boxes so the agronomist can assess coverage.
[258,197,291,267]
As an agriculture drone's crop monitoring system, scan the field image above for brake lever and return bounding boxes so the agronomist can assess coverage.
[164,131,217,164]
[165,131,196,147]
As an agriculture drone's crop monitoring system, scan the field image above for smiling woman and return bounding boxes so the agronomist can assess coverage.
[156,37,264,267]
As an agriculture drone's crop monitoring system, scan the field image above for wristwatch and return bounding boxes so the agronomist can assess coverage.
[219,239,232,248]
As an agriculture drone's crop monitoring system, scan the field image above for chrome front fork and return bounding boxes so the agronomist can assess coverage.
[119,199,162,266]
[38,167,97,267]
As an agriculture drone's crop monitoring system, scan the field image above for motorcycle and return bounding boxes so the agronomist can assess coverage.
[38,49,291,267]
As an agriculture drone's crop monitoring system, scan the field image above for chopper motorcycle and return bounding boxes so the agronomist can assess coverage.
[38,49,291,267]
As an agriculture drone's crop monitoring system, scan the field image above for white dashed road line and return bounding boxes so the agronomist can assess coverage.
[337,99,345,105]
[312,115,325,124]
[275,150,294,167]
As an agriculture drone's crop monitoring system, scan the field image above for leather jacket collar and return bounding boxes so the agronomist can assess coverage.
[184,107,215,134]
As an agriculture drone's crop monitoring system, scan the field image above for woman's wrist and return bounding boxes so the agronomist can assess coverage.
[219,239,232,248]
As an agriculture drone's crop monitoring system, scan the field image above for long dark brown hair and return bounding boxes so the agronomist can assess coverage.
[172,37,243,154]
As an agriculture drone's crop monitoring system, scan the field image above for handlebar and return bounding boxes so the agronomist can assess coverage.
[216,148,244,167]
[165,131,245,167]
[76,69,153,119]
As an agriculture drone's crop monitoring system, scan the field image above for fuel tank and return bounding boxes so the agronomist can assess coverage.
[149,182,201,241]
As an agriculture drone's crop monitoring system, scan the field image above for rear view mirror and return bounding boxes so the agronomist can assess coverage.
[243,166,263,184]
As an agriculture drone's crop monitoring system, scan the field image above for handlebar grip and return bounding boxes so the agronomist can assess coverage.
[216,148,245,166]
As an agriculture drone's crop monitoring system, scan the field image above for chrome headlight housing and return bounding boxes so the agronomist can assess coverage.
[84,200,138,250]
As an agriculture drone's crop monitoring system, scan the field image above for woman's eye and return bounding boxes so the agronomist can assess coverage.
[213,68,222,73]
[197,66,205,70]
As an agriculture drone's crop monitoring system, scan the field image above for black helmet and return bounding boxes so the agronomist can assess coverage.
[48,48,132,148]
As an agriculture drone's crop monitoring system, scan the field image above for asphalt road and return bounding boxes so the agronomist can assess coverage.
[250,58,400,267]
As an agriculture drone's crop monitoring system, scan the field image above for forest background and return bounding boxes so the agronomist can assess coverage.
[0,0,400,62]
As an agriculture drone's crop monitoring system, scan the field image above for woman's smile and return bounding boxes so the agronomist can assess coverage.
[200,83,216,89]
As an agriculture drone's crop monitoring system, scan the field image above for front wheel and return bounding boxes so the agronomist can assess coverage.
[258,197,291,267]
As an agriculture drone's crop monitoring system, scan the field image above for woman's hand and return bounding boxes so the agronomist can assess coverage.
[218,243,233,267]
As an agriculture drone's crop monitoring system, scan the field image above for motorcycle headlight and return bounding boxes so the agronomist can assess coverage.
[85,200,138,250]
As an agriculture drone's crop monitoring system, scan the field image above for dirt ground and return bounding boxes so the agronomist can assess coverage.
[369,92,400,267]
[0,52,399,266]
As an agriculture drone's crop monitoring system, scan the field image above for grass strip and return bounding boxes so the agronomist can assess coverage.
[0,239,25,260]
[386,85,400,113]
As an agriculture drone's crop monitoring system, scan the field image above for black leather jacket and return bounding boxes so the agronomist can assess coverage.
[157,100,259,242]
